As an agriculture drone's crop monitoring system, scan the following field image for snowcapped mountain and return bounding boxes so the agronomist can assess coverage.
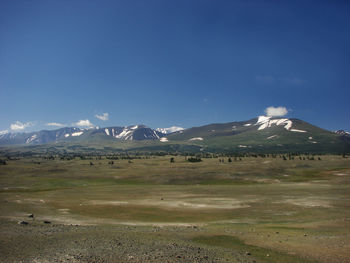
[0,118,349,153]
[254,116,307,133]
[156,126,184,134]
[0,130,8,136]
[335,130,350,136]
[0,125,165,145]
[92,125,165,141]
[161,116,350,153]
[0,127,84,145]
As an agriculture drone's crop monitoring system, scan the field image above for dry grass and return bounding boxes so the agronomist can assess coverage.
[1,155,350,262]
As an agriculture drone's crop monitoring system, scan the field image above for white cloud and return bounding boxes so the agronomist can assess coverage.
[46,122,65,127]
[10,121,34,131]
[95,112,109,121]
[265,106,288,117]
[75,119,94,128]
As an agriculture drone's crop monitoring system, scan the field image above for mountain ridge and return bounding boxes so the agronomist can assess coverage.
[0,116,349,154]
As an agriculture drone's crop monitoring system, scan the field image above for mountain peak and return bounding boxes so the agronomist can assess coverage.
[255,116,292,131]
[102,125,164,141]
[1,118,350,154]
[335,130,350,136]
[0,130,9,136]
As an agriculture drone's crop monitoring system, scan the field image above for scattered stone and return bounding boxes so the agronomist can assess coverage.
[266,254,270,257]
[44,221,51,224]
[276,231,279,234]
[19,221,29,225]
[304,233,308,237]
[28,214,34,218]
[245,251,251,256]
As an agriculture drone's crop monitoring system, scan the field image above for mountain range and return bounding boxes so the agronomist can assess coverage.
[0,116,349,154]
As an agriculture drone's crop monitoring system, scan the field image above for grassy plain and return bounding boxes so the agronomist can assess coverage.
[0,155,350,262]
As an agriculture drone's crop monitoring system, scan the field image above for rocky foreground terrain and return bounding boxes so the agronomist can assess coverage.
[0,219,253,263]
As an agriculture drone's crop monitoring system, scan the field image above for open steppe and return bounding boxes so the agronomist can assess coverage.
[1,154,350,262]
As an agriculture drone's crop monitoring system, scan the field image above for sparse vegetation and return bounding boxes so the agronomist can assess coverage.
[0,154,349,262]
[187,157,202,162]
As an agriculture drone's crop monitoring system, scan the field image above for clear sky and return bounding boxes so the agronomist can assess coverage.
[1,0,349,133]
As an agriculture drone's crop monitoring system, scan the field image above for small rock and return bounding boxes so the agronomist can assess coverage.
[266,254,270,257]
[28,214,34,218]
[304,233,308,236]
[245,251,251,256]
[19,221,29,225]
[44,221,51,224]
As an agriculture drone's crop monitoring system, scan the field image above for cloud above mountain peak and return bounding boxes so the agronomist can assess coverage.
[75,119,94,128]
[10,121,34,131]
[46,122,65,127]
[95,113,109,121]
[265,106,288,117]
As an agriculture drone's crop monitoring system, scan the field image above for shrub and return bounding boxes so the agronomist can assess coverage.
[187,157,202,163]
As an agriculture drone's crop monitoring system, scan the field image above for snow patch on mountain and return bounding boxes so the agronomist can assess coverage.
[101,125,164,141]
[160,137,168,142]
[0,130,8,136]
[267,135,277,139]
[335,130,350,135]
[116,128,133,140]
[72,132,83,137]
[256,116,292,131]
[26,134,37,144]
[256,116,271,124]
[152,130,160,139]
[290,129,307,133]
[156,126,184,134]
[189,137,203,141]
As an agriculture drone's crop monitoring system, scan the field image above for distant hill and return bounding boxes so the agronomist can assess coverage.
[0,116,349,154]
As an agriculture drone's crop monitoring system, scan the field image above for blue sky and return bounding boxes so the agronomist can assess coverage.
[1,0,349,133]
